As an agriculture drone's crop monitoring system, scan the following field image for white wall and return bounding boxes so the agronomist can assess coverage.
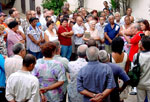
[130,0,150,20]
[13,0,22,12]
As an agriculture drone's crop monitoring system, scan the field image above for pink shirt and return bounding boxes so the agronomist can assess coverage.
[7,29,23,57]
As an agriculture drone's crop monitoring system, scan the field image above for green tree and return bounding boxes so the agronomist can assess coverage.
[42,0,66,15]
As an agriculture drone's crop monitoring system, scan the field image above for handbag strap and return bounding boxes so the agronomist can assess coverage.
[134,52,140,65]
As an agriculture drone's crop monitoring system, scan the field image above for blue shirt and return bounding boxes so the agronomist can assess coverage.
[104,23,120,45]
[107,62,130,88]
[0,54,6,90]
[77,61,116,102]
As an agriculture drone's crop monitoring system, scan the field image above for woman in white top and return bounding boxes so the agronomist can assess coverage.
[111,37,130,101]
[44,20,58,42]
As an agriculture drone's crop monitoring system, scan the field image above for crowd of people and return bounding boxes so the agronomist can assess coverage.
[0,1,150,102]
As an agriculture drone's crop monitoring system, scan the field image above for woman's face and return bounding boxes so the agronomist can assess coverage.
[140,22,146,31]
[13,25,18,32]
[90,21,96,29]
[49,23,54,29]
[62,21,68,27]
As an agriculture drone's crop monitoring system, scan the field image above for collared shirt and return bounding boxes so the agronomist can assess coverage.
[27,25,41,52]
[73,23,85,45]
[68,58,87,102]
[32,59,66,102]
[77,61,116,102]
[0,54,5,88]
[6,70,40,102]
[5,55,23,80]
[104,23,120,45]
[7,29,23,56]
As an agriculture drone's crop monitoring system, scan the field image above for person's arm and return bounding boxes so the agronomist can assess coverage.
[80,89,97,98]
[9,100,16,102]
[104,32,112,44]
[123,34,131,43]
[44,33,50,42]
[125,57,130,73]
[40,32,45,43]
[28,34,40,46]
[40,81,64,93]
[17,30,26,40]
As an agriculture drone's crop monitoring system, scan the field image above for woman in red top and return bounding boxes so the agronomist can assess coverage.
[57,18,73,60]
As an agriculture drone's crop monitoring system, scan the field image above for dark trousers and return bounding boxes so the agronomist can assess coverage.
[28,50,43,59]
[0,88,8,102]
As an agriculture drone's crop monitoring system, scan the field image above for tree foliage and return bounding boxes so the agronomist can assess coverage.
[42,0,66,15]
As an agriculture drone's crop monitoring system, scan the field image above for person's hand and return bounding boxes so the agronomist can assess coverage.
[90,93,104,102]
[109,39,112,44]
[36,40,41,46]
[16,30,22,35]
[40,88,47,93]
[40,93,47,102]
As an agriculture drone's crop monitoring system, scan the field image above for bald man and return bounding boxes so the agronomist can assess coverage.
[104,15,120,53]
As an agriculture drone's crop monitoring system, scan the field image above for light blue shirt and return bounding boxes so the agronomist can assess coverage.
[77,61,116,102]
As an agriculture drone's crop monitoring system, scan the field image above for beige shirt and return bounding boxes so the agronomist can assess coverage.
[6,70,40,102]
[5,55,23,80]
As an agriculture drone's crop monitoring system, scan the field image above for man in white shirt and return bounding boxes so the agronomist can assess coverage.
[5,43,26,80]
[72,16,85,55]
[6,54,41,102]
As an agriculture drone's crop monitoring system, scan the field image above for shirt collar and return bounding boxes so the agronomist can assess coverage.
[77,58,87,62]
[13,55,23,59]
[88,61,99,65]
[18,70,31,74]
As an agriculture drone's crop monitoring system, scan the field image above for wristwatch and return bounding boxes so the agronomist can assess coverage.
[93,93,96,97]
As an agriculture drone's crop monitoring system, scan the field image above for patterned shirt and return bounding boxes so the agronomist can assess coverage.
[0,35,7,55]
[68,58,87,102]
[32,59,66,102]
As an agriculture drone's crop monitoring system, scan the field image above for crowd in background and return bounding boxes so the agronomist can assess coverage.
[0,1,150,102]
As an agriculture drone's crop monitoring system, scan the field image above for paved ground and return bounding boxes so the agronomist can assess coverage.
[125,95,137,102]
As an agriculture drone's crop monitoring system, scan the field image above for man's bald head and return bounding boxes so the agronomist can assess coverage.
[76,16,83,26]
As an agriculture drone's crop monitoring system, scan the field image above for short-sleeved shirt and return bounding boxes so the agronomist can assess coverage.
[0,54,5,88]
[77,61,116,102]
[72,23,85,45]
[129,31,143,61]
[32,59,66,102]
[104,23,120,45]
[57,25,72,46]
[107,62,130,88]
[7,29,23,56]
[27,25,41,52]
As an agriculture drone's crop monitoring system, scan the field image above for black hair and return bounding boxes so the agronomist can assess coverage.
[8,20,18,29]
[29,17,38,24]
[9,9,15,16]
[46,20,54,28]
[141,36,150,51]
[23,54,36,67]
[46,16,51,22]
[111,37,124,54]
[60,18,68,24]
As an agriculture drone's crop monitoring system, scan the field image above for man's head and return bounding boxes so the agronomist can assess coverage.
[14,11,20,18]
[108,15,114,24]
[64,2,70,9]
[23,54,36,71]
[130,23,141,34]
[99,50,109,63]
[86,15,93,22]
[126,8,132,16]
[30,10,36,18]
[124,16,131,25]
[114,12,121,22]
[86,46,99,61]
[0,12,7,23]
[103,1,108,8]
[77,44,88,58]
[141,36,150,51]
[36,6,41,14]
[99,16,105,25]
[26,10,31,20]
[76,16,83,26]
[29,17,38,27]
[87,38,97,47]
[53,41,61,55]
[12,43,26,58]
[62,6,68,14]
[9,9,15,18]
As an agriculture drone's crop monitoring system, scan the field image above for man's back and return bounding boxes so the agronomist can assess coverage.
[6,70,40,102]
[5,55,23,80]
[77,61,116,102]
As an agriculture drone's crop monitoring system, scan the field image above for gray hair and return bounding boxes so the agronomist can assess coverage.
[133,23,141,31]
[53,41,61,52]
[86,46,99,61]
[77,44,88,58]
[99,50,109,63]
[114,12,120,16]
[12,43,25,54]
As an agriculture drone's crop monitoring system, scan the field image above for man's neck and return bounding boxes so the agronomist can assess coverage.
[22,67,29,72]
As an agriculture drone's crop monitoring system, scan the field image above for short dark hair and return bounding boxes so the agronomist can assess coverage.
[46,16,51,22]
[46,20,54,28]
[23,54,36,67]
[41,42,56,58]
[12,43,24,54]
[9,9,15,16]
[8,20,18,29]
[29,17,38,24]
[111,37,124,54]
[141,36,150,51]
[60,18,68,24]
